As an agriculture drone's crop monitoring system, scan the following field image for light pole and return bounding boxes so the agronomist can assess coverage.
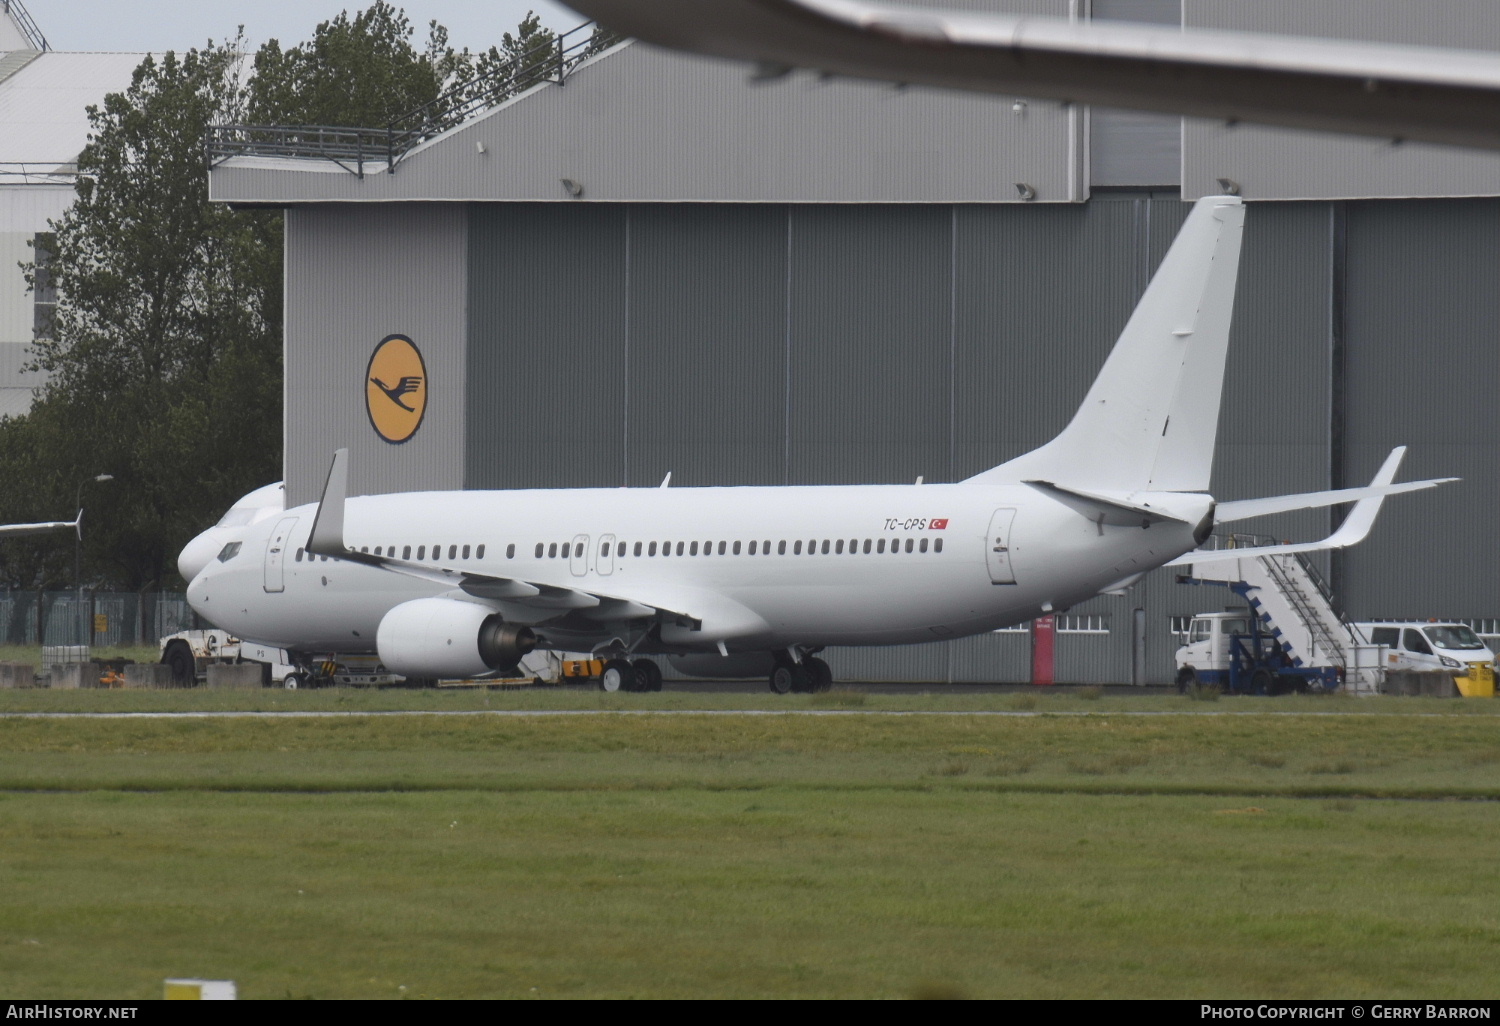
[74,474,113,646]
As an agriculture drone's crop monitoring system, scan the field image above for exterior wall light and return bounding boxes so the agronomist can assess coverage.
[1015,182,1037,201]
[560,178,584,198]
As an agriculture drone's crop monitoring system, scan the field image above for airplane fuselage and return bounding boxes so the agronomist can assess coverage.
[187,482,1205,656]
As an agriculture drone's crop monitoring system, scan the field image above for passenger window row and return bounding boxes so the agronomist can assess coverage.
[533,537,943,558]
[293,535,945,566]
[295,542,498,563]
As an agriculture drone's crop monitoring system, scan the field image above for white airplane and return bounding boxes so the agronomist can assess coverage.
[181,195,1453,693]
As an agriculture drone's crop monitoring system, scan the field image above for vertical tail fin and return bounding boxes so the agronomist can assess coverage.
[966,195,1245,492]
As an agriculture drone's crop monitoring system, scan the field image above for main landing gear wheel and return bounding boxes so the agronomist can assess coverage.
[806,657,833,693]
[769,664,809,695]
[632,659,663,692]
[600,659,634,693]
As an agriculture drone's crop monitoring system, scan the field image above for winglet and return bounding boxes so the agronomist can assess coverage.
[306,448,349,558]
[1325,445,1406,548]
[75,508,83,542]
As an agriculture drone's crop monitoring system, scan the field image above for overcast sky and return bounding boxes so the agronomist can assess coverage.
[28,1,585,54]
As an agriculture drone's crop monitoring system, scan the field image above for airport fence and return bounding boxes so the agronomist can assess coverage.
[0,591,194,648]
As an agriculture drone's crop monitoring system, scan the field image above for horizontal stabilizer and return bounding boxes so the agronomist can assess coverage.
[1024,480,1190,527]
[1169,446,1453,566]
[1215,464,1455,523]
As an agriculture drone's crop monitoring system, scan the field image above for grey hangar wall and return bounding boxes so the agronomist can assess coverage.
[284,193,1500,684]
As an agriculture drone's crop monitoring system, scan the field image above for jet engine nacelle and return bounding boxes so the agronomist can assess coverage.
[376,597,536,679]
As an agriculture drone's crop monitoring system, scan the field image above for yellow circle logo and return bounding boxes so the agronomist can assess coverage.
[366,335,428,444]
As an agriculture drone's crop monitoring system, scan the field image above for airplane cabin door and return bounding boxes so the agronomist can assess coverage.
[598,534,616,576]
[570,534,590,577]
[986,508,1017,585]
[263,516,299,593]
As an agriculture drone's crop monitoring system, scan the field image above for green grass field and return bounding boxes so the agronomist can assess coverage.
[2,694,1499,998]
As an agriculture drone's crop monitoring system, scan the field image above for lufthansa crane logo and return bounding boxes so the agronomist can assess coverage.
[365,334,428,444]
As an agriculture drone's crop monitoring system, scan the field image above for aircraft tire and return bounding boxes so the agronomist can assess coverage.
[163,643,195,686]
[768,665,796,694]
[807,657,833,693]
[632,659,663,692]
[601,659,633,693]
[788,666,813,694]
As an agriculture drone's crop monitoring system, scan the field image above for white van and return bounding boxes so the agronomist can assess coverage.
[1355,622,1495,696]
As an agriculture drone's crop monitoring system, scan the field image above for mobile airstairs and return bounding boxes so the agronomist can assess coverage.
[1177,534,1386,694]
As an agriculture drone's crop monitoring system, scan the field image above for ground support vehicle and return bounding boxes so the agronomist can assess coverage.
[159,630,397,689]
[1175,611,1339,695]
[1354,622,1496,697]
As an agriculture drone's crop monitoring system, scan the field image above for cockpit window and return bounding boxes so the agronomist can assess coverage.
[215,508,256,528]
[216,541,242,563]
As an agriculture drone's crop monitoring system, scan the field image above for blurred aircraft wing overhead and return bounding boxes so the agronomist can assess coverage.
[563,0,1500,150]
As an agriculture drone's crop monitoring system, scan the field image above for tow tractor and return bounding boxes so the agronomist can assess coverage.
[158,630,398,688]
[1174,611,1339,695]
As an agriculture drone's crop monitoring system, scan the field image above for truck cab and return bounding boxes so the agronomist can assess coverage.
[1355,622,1496,696]
[1175,612,1252,682]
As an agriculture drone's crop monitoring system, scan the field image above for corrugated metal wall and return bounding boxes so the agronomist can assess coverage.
[284,204,468,505]
[1089,0,1182,190]
[1183,0,1500,201]
[1339,199,1500,620]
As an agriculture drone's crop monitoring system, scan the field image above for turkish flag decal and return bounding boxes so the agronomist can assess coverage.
[930,518,949,530]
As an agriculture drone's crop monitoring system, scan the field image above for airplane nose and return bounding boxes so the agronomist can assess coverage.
[178,530,224,583]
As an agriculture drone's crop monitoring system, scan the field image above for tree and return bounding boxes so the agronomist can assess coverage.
[248,2,456,126]
[11,39,282,593]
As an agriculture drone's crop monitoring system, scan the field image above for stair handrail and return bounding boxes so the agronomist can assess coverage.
[1256,553,1348,665]
[2,0,48,52]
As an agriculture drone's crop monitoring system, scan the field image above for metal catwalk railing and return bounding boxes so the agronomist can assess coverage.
[207,21,614,177]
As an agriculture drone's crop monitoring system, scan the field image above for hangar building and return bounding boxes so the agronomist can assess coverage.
[208,0,1500,684]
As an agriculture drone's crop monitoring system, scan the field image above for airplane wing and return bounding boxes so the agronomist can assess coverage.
[1168,447,1448,566]
[563,0,1500,150]
[0,512,81,539]
[304,449,694,622]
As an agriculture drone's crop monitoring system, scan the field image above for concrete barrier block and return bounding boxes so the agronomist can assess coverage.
[1420,671,1459,698]
[1380,670,1458,697]
[0,662,34,688]
[123,663,175,689]
[205,662,264,689]
[49,662,101,689]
